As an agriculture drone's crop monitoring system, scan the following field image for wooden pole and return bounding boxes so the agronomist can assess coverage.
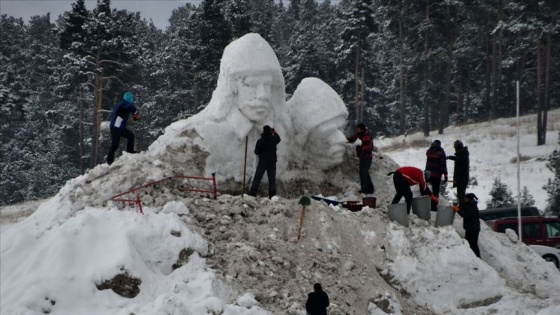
[242,136,248,196]
[297,206,306,240]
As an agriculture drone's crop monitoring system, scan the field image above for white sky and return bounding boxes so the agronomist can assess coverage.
[0,0,201,29]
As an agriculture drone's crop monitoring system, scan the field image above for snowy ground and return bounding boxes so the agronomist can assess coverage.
[2,109,560,315]
[376,109,560,213]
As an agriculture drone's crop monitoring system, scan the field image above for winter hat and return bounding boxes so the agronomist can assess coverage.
[432,140,441,146]
[454,140,464,150]
[263,125,272,134]
[357,123,366,130]
[314,283,323,292]
[465,193,478,201]
[123,92,134,103]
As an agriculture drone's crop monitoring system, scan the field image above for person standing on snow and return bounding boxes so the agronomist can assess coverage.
[249,125,281,198]
[388,166,433,214]
[107,91,141,165]
[425,140,448,211]
[306,283,330,315]
[346,123,374,195]
[452,193,481,258]
[447,140,470,202]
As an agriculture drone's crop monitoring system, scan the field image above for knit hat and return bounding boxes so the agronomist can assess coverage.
[432,140,441,146]
[454,140,464,150]
[123,92,134,103]
[465,193,478,200]
[263,125,272,134]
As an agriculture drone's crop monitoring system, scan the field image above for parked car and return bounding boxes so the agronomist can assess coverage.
[492,217,560,249]
[529,245,560,269]
[479,206,541,224]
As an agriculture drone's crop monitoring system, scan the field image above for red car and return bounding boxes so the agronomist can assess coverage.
[492,217,560,249]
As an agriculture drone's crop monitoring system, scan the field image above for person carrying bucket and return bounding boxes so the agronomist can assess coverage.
[388,166,436,214]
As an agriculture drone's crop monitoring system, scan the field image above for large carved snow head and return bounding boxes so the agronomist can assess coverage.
[287,78,348,169]
[203,33,286,128]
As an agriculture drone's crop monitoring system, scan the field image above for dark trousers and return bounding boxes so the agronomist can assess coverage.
[359,158,374,194]
[429,177,441,211]
[465,229,481,258]
[391,171,413,214]
[107,127,135,165]
[456,184,467,203]
[249,161,276,198]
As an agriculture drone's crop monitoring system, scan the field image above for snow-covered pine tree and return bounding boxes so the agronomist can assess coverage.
[519,186,536,207]
[487,177,515,208]
[544,132,560,216]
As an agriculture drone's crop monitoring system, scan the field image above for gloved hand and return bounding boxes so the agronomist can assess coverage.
[452,205,460,212]
[133,113,142,121]
[271,128,277,135]
[353,138,362,147]
[443,175,448,184]
[430,194,439,204]
[424,187,432,196]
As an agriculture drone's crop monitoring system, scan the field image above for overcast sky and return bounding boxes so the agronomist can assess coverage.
[1,0,202,29]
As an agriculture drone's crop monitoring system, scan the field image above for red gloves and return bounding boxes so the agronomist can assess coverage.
[452,205,460,212]
[430,194,439,204]
[133,113,142,121]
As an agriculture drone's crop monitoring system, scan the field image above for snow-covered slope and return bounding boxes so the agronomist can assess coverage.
[2,110,560,315]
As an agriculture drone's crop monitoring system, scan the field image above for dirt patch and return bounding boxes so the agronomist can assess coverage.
[96,271,142,298]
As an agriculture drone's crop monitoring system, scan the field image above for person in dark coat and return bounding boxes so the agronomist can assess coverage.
[425,140,448,211]
[453,193,481,258]
[107,91,141,165]
[306,283,330,315]
[447,140,470,202]
[249,125,281,198]
[389,166,433,214]
[346,123,374,195]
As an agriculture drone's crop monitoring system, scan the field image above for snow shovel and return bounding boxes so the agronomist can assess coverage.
[297,196,311,240]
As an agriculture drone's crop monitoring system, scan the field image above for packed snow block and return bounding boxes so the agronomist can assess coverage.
[435,205,455,227]
[412,196,431,221]
[388,203,408,227]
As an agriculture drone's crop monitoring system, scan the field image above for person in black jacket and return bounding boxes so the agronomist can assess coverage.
[425,140,448,211]
[249,125,281,198]
[306,283,330,315]
[453,193,481,258]
[447,140,470,202]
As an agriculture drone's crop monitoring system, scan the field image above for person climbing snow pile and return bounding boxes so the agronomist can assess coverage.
[107,91,141,165]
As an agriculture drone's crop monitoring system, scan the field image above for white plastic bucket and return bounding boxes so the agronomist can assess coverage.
[412,196,431,221]
[388,203,408,227]
[435,206,456,227]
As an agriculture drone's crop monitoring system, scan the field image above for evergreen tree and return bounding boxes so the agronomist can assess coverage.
[519,186,536,207]
[544,132,560,216]
[487,177,515,208]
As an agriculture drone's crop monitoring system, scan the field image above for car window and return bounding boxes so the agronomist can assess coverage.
[497,222,518,234]
[546,222,560,238]
[523,223,542,239]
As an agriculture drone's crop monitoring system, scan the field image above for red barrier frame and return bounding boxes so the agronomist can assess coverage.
[110,173,217,214]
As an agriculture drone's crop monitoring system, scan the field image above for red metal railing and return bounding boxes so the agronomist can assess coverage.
[110,173,217,214]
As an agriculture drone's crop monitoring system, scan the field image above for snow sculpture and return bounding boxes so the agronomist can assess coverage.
[287,78,349,169]
[152,33,348,185]
[182,33,291,181]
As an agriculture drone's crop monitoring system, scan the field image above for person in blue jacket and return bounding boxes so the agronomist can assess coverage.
[107,92,141,165]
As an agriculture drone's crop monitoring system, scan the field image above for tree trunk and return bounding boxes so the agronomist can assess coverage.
[399,17,405,134]
[440,31,453,134]
[79,90,84,173]
[92,50,103,167]
[536,34,544,145]
[354,40,361,125]
[360,67,365,123]
[542,32,551,144]
[456,69,464,125]
[423,0,431,136]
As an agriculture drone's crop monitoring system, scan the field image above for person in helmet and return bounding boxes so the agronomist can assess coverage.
[106,91,141,165]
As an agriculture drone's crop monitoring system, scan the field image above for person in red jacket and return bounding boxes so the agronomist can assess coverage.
[389,166,433,214]
[346,123,374,195]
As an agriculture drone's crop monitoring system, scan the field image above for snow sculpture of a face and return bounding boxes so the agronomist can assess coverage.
[235,73,273,123]
[287,77,349,169]
[203,33,286,129]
